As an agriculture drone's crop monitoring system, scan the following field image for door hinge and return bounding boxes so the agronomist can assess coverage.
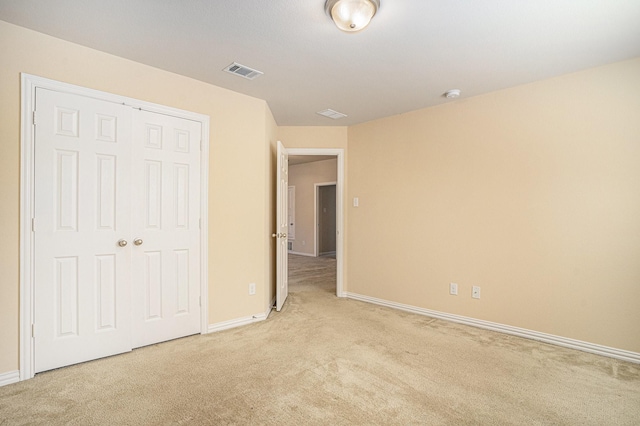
[199,296,201,307]
[32,111,37,125]
[200,140,203,151]
[199,218,201,229]
[31,218,35,232]
[31,324,35,338]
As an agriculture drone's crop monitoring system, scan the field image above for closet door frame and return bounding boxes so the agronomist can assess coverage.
[19,74,210,381]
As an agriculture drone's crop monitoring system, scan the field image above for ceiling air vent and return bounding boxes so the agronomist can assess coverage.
[223,62,263,80]
[317,109,347,120]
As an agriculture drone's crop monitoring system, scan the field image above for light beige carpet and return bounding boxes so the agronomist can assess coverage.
[1,254,639,425]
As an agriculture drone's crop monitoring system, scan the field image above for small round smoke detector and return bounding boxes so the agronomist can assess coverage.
[445,89,461,99]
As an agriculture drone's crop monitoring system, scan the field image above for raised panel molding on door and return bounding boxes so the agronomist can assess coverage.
[21,74,210,379]
[287,186,295,241]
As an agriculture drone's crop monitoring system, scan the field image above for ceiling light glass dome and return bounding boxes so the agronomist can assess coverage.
[325,0,380,32]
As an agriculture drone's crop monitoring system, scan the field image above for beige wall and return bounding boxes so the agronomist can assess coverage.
[347,58,640,352]
[288,159,338,255]
[278,126,348,150]
[0,21,272,374]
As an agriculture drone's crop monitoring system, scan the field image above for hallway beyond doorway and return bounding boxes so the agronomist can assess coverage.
[288,254,336,295]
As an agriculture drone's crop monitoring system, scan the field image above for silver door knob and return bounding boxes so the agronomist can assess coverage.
[117,239,128,247]
[133,238,143,246]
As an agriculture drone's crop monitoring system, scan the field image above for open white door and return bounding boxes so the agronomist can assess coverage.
[275,141,289,311]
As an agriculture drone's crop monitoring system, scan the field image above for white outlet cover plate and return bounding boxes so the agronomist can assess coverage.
[450,283,458,295]
[472,286,481,299]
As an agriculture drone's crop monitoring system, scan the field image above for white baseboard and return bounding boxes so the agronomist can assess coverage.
[207,309,271,334]
[0,370,20,387]
[288,251,315,257]
[345,292,640,364]
[207,314,265,333]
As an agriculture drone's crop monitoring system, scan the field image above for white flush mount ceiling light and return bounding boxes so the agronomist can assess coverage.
[325,0,380,32]
[445,89,461,99]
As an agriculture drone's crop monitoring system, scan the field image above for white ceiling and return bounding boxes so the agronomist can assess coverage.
[1,1,639,126]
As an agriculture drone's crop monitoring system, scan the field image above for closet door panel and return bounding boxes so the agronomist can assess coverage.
[34,88,133,373]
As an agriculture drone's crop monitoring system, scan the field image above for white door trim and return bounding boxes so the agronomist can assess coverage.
[314,182,337,257]
[19,73,210,381]
[286,148,345,298]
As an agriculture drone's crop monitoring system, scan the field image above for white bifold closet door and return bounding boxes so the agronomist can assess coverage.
[33,88,201,373]
[131,110,201,348]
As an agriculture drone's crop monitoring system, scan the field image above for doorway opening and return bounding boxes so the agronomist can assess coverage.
[284,149,344,298]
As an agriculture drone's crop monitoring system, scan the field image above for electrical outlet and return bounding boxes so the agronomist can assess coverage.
[249,283,256,295]
[449,283,458,295]
[472,286,481,299]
